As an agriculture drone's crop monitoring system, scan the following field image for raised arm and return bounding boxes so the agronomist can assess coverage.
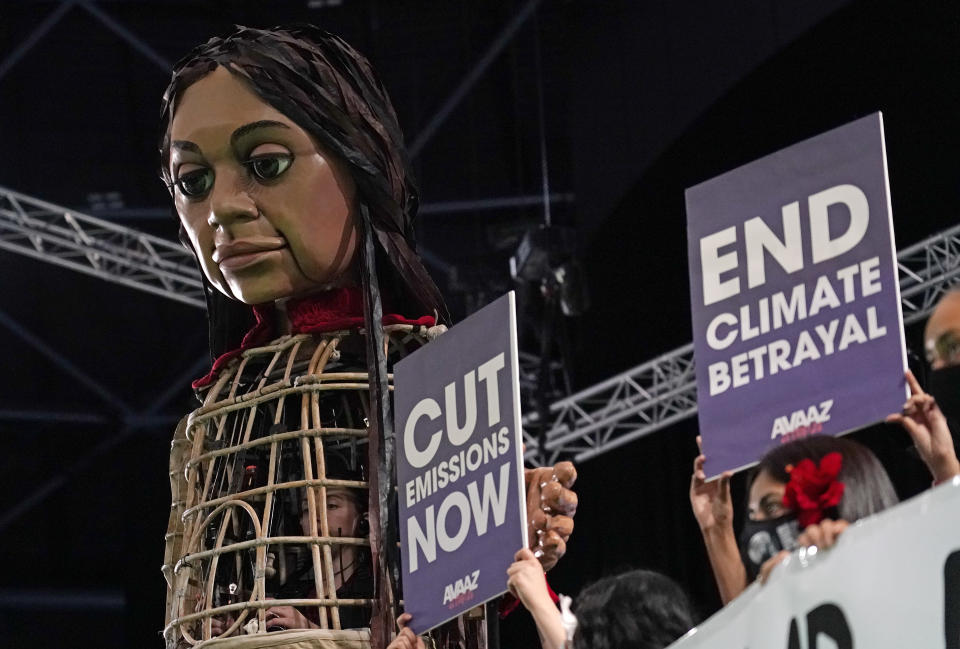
[507,548,568,649]
[689,437,746,604]
[887,370,960,484]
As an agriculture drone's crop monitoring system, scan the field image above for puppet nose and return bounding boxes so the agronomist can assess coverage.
[208,173,259,229]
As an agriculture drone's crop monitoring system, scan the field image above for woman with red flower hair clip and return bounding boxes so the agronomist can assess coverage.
[749,435,900,585]
[691,434,898,604]
[692,369,960,604]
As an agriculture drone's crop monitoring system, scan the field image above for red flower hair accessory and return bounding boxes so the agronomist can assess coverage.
[782,451,845,528]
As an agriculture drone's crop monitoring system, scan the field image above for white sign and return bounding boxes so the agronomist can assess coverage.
[670,479,960,648]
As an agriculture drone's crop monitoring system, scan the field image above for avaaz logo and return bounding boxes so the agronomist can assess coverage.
[442,570,480,609]
[770,399,833,442]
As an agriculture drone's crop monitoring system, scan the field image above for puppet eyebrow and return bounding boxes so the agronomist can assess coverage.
[170,121,291,158]
[171,140,201,154]
[230,120,291,147]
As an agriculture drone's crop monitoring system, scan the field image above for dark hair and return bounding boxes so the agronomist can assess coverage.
[321,449,367,513]
[158,24,447,357]
[573,570,695,649]
[752,435,899,522]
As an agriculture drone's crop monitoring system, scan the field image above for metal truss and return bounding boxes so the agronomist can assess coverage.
[896,225,960,324]
[76,192,576,220]
[0,184,571,388]
[0,353,209,534]
[522,344,698,466]
[408,0,543,157]
[0,186,204,308]
[0,1,170,83]
[5,178,960,467]
[0,587,125,612]
[0,1,75,83]
[525,222,960,466]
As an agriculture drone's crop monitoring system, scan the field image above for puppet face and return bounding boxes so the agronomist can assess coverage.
[168,66,358,305]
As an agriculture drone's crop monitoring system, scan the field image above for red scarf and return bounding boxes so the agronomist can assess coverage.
[192,287,435,389]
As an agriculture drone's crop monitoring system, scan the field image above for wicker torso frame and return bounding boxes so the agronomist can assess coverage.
[163,324,440,649]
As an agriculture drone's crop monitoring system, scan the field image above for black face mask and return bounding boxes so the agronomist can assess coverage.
[739,514,800,581]
[927,365,960,437]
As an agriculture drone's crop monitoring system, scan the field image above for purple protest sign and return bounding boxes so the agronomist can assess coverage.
[394,292,527,633]
[686,113,907,478]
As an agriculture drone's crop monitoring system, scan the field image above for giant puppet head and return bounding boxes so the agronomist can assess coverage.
[159,25,447,356]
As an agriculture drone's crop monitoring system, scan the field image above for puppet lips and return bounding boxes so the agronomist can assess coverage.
[214,238,286,269]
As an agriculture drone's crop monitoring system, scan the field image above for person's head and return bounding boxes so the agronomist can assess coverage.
[925,288,960,369]
[922,289,960,435]
[299,450,368,540]
[159,25,446,354]
[300,487,367,539]
[748,435,899,524]
[572,569,694,649]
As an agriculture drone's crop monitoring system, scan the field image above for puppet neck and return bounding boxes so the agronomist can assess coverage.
[192,287,436,390]
[269,286,367,336]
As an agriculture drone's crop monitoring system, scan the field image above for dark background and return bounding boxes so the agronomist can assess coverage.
[0,0,957,647]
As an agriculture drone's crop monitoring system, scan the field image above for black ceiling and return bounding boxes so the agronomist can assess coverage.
[1,1,957,646]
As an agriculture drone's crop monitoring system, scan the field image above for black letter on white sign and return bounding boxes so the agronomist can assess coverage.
[946,550,960,649]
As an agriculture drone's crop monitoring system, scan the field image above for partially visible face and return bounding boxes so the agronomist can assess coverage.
[925,291,960,369]
[747,469,788,521]
[168,65,358,305]
[300,488,363,538]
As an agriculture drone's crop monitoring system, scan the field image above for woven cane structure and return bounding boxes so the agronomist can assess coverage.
[163,324,439,649]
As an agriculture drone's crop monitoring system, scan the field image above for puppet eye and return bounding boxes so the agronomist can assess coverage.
[245,154,293,181]
[175,168,214,198]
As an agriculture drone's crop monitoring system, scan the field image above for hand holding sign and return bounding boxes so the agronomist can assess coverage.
[395,293,528,633]
[758,518,851,585]
[689,437,734,533]
[507,548,567,649]
[525,462,578,571]
[506,547,548,609]
[886,370,960,484]
[388,614,425,649]
[796,518,849,551]
[686,113,908,477]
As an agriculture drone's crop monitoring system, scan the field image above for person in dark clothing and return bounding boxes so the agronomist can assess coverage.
[267,485,373,630]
